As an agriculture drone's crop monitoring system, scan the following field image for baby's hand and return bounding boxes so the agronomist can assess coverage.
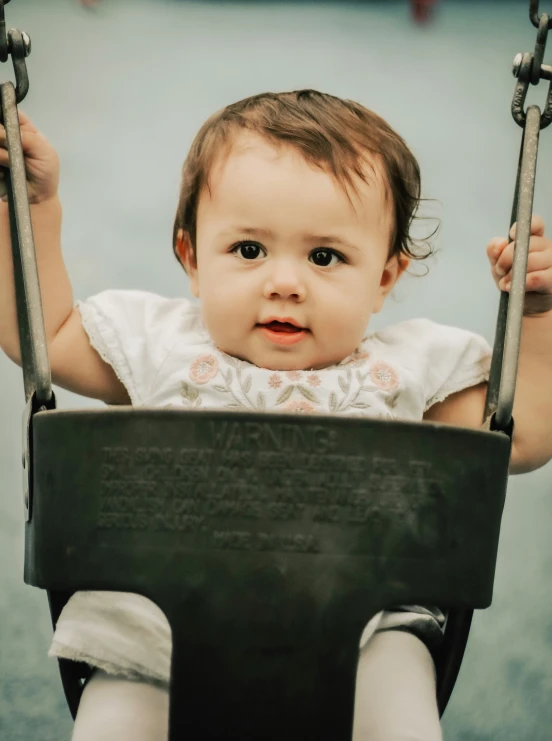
[0,109,59,205]
[487,215,552,316]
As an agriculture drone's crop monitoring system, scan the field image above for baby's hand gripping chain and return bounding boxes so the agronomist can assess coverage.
[0,109,59,205]
[487,216,552,317]
[0,2,58,204]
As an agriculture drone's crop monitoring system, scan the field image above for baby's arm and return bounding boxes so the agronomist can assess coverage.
[424,215,552,475]
[0,111,129,404]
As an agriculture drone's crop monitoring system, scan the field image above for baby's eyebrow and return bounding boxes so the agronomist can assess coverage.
[305,234,362,252]
[220,226,361,252]
[220,226,274,239]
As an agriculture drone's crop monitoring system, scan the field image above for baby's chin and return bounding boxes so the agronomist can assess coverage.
[219,343,346,371]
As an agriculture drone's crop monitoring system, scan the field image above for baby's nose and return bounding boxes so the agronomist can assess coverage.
[264,262,306,300]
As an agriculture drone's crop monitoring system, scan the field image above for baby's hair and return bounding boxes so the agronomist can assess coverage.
[172,89,436,268]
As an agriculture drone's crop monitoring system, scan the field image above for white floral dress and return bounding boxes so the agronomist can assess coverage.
[48,290,492,685]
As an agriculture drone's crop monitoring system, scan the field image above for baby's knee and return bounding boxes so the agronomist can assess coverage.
[71,670,169,741]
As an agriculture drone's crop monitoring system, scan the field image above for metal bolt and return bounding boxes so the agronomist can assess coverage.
[21,31,31,57]
[512,53,523,78]
[6,29,31,57]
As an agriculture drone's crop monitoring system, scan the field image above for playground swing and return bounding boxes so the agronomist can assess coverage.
[4,0,552,738]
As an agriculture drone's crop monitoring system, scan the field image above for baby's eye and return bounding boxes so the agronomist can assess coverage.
[309,249,343,267]
[231,241,265,260]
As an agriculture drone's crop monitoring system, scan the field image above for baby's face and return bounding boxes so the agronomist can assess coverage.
[181,133,404,371]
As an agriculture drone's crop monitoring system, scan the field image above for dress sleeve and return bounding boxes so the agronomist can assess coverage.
[76,289,189,406]
[359,606,447,655]
[375,605,447,652]
[418,319,492,411]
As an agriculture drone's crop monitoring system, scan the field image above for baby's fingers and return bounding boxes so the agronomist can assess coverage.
[0,124,48,166]
[16,109,41,134]
[489,236,550,277]
[498,267,552,303]
[0,107,41,148]
[0,168,8,200]
[0,108,38,133]
[487,236,509,275]
[509,214,545,239]
[487,236,508,257]
[497,251,552,291]
[16,108,32,125]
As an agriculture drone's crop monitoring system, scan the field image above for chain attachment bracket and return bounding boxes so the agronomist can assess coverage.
[512,13,552,129]
[0,1,30,105]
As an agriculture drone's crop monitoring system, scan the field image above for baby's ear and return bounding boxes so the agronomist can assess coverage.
[373,254,410,314]
[397,255,410,277]
[382,253,409,290]
[175,229,199,297]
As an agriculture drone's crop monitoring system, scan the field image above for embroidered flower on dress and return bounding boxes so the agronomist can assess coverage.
[306,373,321,387]
[180,381,202,408]
[370,361,399,391]
[285,370,302,382]
[283,400,315,413]
[189,354,218,384]
[268,373,282,389]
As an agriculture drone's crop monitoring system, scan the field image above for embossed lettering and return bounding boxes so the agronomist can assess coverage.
[97,434,449,556]
[213,530,253,550]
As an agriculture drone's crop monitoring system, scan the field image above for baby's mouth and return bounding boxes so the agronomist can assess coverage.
[257,321,309,346]
[261,321,305,334]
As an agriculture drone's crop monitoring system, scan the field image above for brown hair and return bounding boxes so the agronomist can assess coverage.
[172,89,435,267]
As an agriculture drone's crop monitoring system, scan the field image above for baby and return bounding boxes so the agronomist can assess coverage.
[2,89,552,741]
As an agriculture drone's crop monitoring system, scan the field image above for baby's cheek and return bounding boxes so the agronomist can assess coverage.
[199,295,226,339]
[201,291,250,352]
[203,307,231,345]
[321,306,367,359]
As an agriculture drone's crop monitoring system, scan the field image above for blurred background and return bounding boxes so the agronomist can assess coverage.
[1,0,551,739]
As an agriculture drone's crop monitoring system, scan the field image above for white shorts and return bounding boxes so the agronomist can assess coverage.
[49,590,446,687]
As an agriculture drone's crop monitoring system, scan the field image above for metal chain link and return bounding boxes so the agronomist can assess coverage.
[530,0,552,29]
[0,0,9,64]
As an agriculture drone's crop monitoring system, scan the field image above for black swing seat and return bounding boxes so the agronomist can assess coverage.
[24,406,510,741]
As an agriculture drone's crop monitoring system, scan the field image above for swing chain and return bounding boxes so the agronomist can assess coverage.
[486,0,552,431]
[530,0,552,29]
[512,11,552,128]
[0,0,52,520]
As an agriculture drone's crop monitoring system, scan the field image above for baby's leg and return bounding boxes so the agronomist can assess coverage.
[352,630,443,741]
[70,633,440,741]
[71,670,169,741]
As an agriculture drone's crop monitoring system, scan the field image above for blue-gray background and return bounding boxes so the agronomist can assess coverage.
[0,0,551,739]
